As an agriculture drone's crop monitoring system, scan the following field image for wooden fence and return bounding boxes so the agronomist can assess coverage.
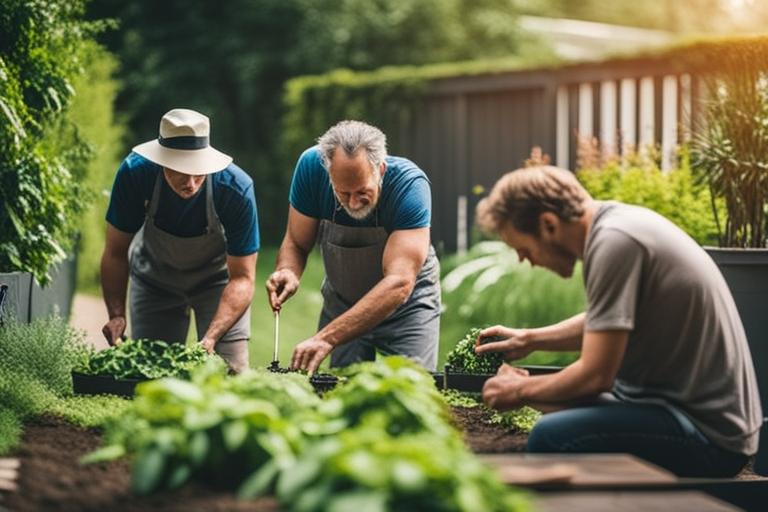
[390,55,708,254]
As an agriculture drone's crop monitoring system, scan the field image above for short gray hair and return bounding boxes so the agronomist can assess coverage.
[317,120,388,172]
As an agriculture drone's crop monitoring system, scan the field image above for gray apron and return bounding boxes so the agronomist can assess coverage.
[318,206,440,370]
[127,173,250,368]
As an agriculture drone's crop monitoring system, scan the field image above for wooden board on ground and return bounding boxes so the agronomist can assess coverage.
[534,491,739,512]
[478,453,677,487]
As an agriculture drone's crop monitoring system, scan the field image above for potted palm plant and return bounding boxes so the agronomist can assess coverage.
[690,41,768,474]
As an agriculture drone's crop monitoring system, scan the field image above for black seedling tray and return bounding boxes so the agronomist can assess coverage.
[443,365,563,393]
[430,371,446,389]
[71,371,146,398]
[267,365,340,394]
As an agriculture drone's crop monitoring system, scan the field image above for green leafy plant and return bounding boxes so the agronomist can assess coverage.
[77,338,211,380]
[264,422,529,512]
[326,356,455,439]
[690,43,768,247]
[85,357,530,509]
[83,360,318,495]
[489,407,540,434]
[445,327,504,374]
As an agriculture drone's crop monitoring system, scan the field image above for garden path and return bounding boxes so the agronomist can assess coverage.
[69,293,109,350]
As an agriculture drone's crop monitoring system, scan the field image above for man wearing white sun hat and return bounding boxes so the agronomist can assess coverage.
[100,108,259,372]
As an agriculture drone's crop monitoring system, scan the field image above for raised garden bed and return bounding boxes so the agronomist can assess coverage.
[3,406,529,512]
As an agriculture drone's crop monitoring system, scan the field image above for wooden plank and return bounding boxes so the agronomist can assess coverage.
[534,491,739,512]
[478,453,677,487]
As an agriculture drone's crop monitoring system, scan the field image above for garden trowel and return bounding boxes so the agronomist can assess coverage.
[269,310,280,371]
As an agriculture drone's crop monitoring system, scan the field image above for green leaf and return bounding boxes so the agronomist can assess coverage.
[167,463,192,489]
[131,449,166,495]
[222,419,248,451]
[79,444,125,464]
[237,460,279,499]
[327,491,388,512]
[277,456,323,498]
[188,430,209,466]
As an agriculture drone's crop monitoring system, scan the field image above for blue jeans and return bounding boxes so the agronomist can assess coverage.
[527,401,748,477]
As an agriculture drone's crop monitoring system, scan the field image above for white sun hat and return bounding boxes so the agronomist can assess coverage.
[132,108,233,175]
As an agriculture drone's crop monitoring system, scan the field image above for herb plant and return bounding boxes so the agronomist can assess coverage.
[77,338,210,380]
[265,424,529,512]
[83,360,318,494]
[445,328,504,375]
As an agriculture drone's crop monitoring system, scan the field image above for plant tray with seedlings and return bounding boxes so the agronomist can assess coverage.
[71,371,144,398]
[443,327,562,392]
[72,339,211,398]
[443,365,563,393]
[267,363,341,394]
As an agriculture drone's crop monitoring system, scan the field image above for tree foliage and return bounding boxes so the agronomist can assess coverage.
[87,0,538,241]
[0,0,102,282]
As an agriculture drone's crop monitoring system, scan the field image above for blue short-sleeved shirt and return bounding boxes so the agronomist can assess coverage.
[288,146,431,231]
[106,153,260,255]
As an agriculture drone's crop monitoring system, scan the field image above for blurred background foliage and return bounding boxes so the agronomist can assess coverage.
[4,0,767,363]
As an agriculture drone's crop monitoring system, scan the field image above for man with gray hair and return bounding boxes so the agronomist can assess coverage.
[266,120,440,373]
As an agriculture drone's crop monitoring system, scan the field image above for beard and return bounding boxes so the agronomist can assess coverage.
[343,201,377,220]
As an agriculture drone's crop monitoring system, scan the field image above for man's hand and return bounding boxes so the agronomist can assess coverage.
[266,269,300,311]
[199,336,217,354]
[291,337,334,375]
[102,316,126,346]
[482,364,530,410]
[475,325,534,361]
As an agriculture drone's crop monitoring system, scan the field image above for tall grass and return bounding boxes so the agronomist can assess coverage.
[438,241,585,366]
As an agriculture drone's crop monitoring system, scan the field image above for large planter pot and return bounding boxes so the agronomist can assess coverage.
[0,255,77,324]
[706,247,768,474]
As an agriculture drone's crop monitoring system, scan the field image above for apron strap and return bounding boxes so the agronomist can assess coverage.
[147,170,164,218]
[204,175,215,234]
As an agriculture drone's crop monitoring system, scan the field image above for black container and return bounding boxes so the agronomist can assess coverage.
[71,371,145,398]
[309,373,339,394]
[443,365,562,393]
[430,371,445,389]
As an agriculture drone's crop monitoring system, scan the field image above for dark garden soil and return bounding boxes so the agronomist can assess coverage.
[451,406,530,453]
[3,416,278,512]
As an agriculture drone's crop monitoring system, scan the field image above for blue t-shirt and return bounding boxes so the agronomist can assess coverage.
[288,147,431,231]
[106,153,260,255]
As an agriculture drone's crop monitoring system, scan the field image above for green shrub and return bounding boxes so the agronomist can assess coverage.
[0,316,88,397]
[578,154,722,245]
[0,0,107,283]
[0,407,22,455]
[440,242,584,366]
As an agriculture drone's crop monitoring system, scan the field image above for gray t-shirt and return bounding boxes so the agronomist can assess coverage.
[584,201,762,455]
